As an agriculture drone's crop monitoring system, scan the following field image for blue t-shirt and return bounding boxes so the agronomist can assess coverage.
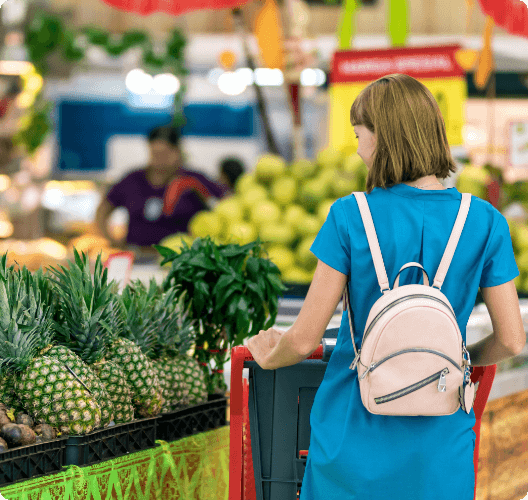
[300,183,518,500]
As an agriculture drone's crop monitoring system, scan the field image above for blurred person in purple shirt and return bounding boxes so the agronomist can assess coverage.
[95,125,228,250]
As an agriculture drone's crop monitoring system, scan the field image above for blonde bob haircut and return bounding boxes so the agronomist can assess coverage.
[350,73,457,194]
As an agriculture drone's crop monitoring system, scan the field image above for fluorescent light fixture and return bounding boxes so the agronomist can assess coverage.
[152,73,181,95]
[254,68,284,86]
[218,71,247,96]
[125,69,153,95]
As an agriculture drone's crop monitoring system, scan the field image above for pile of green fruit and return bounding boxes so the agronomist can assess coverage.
[162,148,368,283]
[0,249,207,441]
[506,218,528,293]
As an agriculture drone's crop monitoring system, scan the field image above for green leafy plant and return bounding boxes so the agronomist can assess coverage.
[154,236,287,393]
[18,8,188,156]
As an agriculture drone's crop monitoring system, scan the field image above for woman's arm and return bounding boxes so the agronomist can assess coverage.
[468,281,526,366]
[249,259,347,370]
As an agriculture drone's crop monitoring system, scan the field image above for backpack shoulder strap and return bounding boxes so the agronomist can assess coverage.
[432,192,471,290]
[352,192,390,295]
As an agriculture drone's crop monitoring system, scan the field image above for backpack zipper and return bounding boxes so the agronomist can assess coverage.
[362,294,455,345]
[359,347,463,381]
[374,367,449,404]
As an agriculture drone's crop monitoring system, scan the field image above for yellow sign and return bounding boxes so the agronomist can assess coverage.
[328,46,467,154]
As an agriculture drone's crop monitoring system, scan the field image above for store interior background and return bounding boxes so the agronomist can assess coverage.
[0,0,526,243]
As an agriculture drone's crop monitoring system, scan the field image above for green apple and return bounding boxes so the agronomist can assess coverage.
[295,215,321,238]
[317,170,337,193]
[235,173,258,195]
[506,218,520,252]
[260,222,296,246]
[295,236,317,271]
[249,200,282,228]
[332,172,360,198]
[255,154,287,184]
[342,153,365,175]
[516,226,528,251]
[317,199,337,224]
[224,221,258,245]
[266,245,295,274]
[291,158,319,180]
[283,205,308,232]
[317,147,344,170]
[189,211,223,239]
[522,275,528,293]
[518,249,528,272]
[282,266,314,284]
[271,176,298,206]
[299,179,330,211]
[239,185,269,216]
[214,196,245,233]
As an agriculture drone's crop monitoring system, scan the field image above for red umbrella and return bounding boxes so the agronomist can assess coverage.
[476,0,528,39]
[100,0,250,16]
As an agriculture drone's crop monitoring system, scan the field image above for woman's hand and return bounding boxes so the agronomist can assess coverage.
[247,327,286,369]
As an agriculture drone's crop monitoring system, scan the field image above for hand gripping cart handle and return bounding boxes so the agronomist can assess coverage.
[229,331,496,500]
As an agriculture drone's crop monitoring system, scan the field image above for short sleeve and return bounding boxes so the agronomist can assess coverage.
[479,214,519,288]
[310,199,350,276]
[106,173,132,208]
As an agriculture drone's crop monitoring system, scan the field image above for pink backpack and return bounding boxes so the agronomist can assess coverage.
[345,191,476,416]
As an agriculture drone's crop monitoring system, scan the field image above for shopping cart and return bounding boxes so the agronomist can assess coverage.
[229,328,497,500]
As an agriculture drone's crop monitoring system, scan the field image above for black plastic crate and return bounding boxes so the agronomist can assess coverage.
[0,437,68,487]
[156,393,227,442]
[64,416,157,467]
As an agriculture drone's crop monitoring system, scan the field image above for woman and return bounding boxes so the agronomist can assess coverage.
[247,74,525,499]
[96,125,227,250]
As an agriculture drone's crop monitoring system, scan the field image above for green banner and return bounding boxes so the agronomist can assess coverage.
[0,426,229,500]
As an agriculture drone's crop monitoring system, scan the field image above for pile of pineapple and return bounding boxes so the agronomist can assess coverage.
[0,249,208,442]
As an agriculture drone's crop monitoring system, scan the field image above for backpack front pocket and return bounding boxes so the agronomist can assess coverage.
[375,367,449,404]
[359,349,464,415]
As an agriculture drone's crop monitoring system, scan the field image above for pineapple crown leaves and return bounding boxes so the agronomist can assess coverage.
[151,287,197,359]
[155,236,287,348]
[117,278,159,357]
[0,274,52,375]
[0,316,42,375]
[48,249,115,364]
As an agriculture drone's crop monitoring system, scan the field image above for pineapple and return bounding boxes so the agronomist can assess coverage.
[148,285,185,413]
[48,250,117,427]
[0,259,101,434]
[152,287,207,410]
[108,338,163,418]
[0,374,23,413]
[92,359,134,424]
[110,280,163,417]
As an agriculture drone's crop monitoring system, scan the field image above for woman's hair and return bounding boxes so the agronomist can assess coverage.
[220,157,245,189]
[147,125,181,148]
[350,74,457,194]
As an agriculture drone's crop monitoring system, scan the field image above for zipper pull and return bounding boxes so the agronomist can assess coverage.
[350,350,361,370]
[437,368,448,392]
[463,343,471,366]
[359,363,375,381]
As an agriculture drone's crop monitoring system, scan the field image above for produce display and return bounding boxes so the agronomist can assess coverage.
[166,149,369,284]
[0,248,208,447]
[156,236,286,394]
[0,404,58,451]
